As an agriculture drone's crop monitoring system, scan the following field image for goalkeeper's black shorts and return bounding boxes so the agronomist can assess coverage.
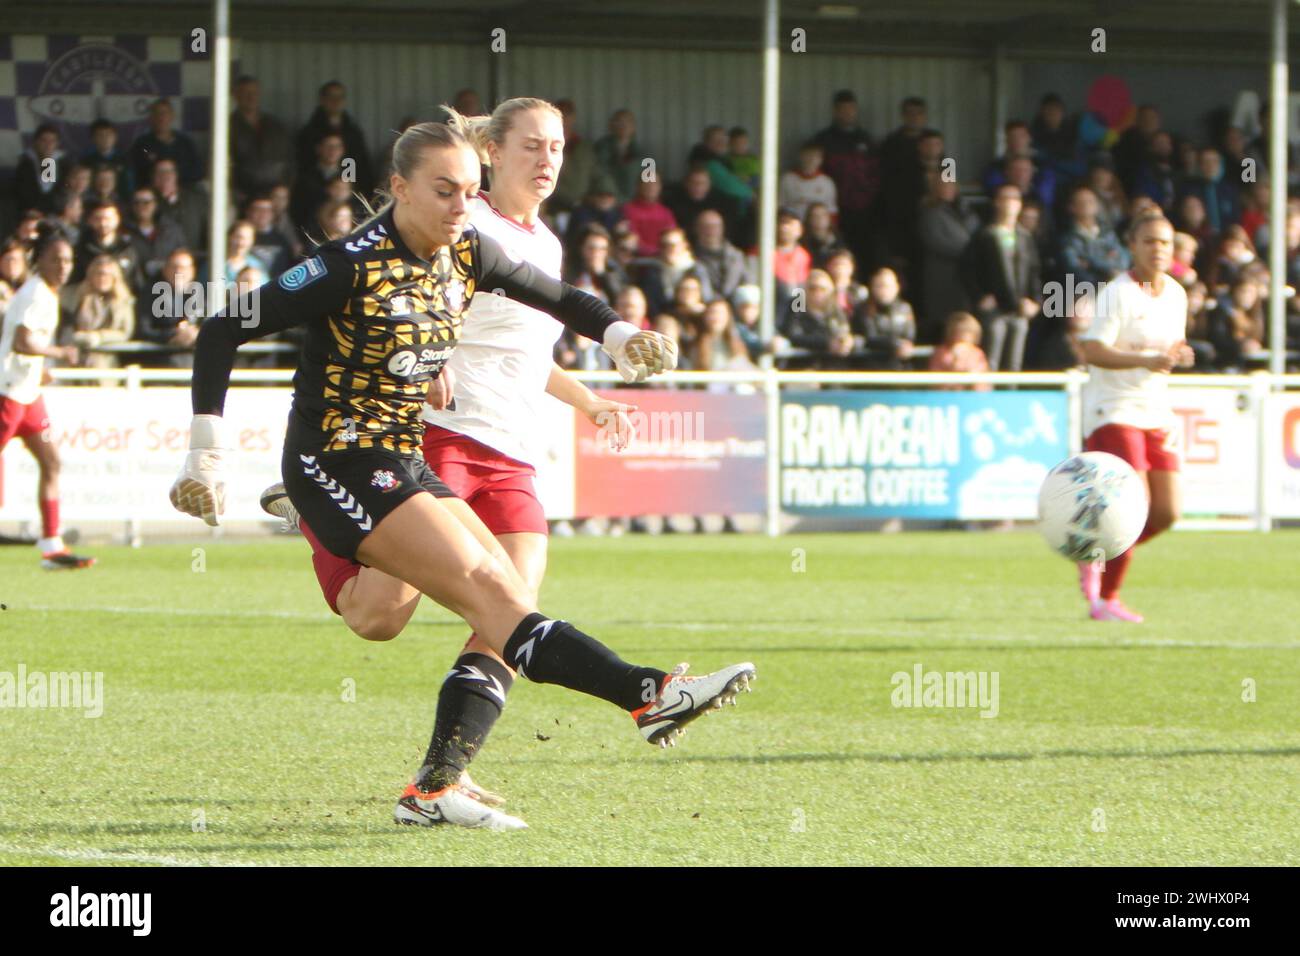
[281,443,456,560]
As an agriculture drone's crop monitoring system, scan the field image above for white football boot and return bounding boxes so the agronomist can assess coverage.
[394,782,527,831]
[633,661,756,747]
[458,770,506,807]
[259,481,300,532]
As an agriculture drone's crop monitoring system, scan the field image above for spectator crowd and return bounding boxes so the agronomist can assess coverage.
[3,78,1300,377]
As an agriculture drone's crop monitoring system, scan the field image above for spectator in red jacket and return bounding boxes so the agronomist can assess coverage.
[622,176,678,257]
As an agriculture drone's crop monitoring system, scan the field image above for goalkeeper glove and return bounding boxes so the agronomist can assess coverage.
[169,414,228,527]
[602,321,679,384]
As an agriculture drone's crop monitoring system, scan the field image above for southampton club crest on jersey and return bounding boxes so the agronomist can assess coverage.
[370,469,399,491]
[443,278,466,314]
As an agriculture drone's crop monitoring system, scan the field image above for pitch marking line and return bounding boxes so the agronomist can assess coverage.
[0,842,262,867]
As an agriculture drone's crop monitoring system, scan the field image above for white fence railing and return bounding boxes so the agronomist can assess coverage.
[13,366,1298,540]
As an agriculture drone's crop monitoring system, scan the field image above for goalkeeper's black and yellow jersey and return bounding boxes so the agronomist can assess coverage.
[192,204,618,456]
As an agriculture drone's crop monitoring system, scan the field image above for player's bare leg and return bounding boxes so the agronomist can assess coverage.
[1093,470,1181,622]
[22,430,93,570]
[359,493,754,827]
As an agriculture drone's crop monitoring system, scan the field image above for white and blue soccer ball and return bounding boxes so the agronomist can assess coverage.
[1037,451,1149,562]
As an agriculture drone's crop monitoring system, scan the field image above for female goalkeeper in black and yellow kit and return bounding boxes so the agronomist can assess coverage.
[168,122,755,831]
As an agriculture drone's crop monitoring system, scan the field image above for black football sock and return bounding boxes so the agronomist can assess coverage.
[414,652,514,792]
[502,612,668,712]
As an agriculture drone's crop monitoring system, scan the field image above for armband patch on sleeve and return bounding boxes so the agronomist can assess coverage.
[279,256,327,292]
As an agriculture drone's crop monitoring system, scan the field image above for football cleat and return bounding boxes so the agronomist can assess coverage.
[259,482,300,532]
[633,661,756,746]
[1090,598,1144,623]
[394,782,527,831]
[458,770,506,808]
[40,550,96,571]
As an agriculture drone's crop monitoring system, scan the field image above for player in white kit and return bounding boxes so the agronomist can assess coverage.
[1077,212,1194,622]
[261,99,751,829]
[0,222,95,570]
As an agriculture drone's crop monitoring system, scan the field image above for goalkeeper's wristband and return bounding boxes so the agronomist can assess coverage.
[601,320,641,358]
[189,414,229,451]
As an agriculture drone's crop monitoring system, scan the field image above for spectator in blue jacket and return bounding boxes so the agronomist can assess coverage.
[1058,185,1130,288]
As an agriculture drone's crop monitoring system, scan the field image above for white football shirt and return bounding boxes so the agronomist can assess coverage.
[1081,270,1188,433]
[421,193,565,466]
[0,274,60,405]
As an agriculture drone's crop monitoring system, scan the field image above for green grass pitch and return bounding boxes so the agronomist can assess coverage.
[1,530,1297,866]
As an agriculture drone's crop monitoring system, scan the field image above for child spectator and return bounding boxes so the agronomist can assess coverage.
[294,81,373,198]
[801,202,847,269]
[824,249,869,316]
[87,164,124,212]
[728,127,760,191]
[1171,232,1200,287]
[80,119,131,196]
[778,142,838,221]
[773,209,812,292]
[853,266,916,369]
[929,312,991,390]
[730,284,765,360]
[688,125,754,218]
[291,132,346,231]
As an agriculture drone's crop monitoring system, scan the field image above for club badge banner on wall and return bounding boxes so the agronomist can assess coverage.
[574,389,767,517]
[780,390,1069,520]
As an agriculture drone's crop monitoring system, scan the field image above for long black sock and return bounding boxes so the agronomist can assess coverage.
[502,612,667,712]
[415,652,514,792]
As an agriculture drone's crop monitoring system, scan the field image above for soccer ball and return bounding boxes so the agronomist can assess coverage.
[1037,452,1149,562]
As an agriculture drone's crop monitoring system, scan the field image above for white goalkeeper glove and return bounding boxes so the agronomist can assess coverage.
[169,414,228,527]
[602,321,679,384]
